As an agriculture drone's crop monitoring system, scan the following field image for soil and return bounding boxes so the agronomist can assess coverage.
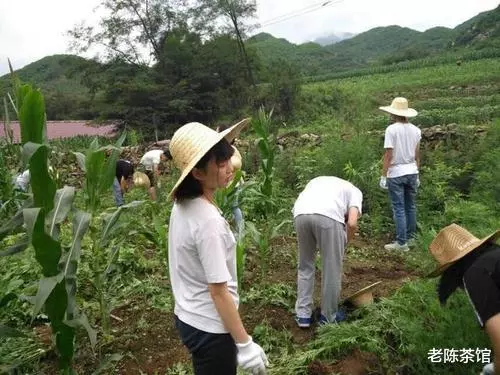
[35,234,420,374]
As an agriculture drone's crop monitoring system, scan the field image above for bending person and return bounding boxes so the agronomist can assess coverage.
[113,159,134,207]
[293,176,362,327]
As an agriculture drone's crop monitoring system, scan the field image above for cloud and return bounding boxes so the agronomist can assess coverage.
[0,0,101,74]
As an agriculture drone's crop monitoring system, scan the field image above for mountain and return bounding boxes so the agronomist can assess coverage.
[0,55,102,120]
[454,4,500,47]
[248,4,500,75]
[312,32,356,46]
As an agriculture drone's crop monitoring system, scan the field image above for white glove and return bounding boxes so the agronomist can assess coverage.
[236,336,269,374]
[481,363,494,375]
[416,176,421,188]
[379,176,388,190]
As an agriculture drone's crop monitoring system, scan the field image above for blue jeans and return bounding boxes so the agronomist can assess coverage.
[387,174,418,245]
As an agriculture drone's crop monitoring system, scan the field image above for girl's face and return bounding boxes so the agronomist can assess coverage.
[194,157,233,192]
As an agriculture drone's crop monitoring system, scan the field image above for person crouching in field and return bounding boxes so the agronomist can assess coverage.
[379,97,421,252]
[139,149,167,201]
[113,159,134,207]
[293,176,362,327]
[167,120,268,375]
[429,224,500,375]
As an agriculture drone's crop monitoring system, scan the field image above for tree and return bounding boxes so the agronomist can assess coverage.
[68,0,187,66]
[191,0,257,85]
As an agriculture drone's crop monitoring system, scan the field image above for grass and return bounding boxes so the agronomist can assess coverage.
[269,280,490,375]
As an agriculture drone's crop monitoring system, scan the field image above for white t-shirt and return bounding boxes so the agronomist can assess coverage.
[293,176,363,224]
[140,150,163,170]
[14,170,30,191]
[168,197,238,333]
[383,122,421,178]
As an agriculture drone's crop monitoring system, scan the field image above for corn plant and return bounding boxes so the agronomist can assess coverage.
[246,217,290,280]
[252,107,277,218]
[0,76,95,373]
[74,135,143,334]
[215,169,248,289]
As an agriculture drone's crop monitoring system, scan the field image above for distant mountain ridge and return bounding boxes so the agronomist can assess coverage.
[312,32,356,46]
[247,4,500,74]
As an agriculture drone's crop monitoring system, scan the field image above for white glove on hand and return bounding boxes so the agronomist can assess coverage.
[236,336,269,375]
[379,176,388,190]
[481,363,494,375]
[416,176,421,188]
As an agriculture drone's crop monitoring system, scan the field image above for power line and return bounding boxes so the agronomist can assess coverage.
[258,0,343,28]
[260,0,332,25]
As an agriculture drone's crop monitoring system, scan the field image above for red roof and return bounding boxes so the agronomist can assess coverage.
[0,121,117,143]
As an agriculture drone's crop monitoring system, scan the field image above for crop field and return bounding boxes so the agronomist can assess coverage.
[1,56,500,375]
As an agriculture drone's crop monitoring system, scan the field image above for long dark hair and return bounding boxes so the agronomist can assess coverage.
[174,138,233,201]
[438,242,498,305]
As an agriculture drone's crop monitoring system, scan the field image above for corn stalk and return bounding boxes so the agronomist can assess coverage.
[0,77,94,373]
[74,135,143,334]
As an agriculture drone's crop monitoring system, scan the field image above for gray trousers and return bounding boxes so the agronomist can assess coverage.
[295,214,346,322]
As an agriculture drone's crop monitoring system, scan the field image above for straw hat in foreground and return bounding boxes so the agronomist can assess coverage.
[133,171,150,189]
[427,223,500,277]
[345,281,382,307]
[379,97,418,118]
[168,118,250,199]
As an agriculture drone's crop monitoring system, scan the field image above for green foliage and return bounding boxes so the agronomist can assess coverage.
[469,121,500,208]
[1,81,94,373]
[271,280,489,374]
[74,133,126,213]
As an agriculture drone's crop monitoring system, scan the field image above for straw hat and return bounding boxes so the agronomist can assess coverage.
[133,171,150,188]
[345,281,381,307]
[428,224,500,277]
[379,97,418,117]
[168,118,250,199]
[231,146,242,170]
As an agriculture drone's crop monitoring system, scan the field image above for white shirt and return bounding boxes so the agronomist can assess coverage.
[383,122,421,178]
[168,197,238,333]
[14,170,30,191]
[293,176,363,224]
[140,150,163,170]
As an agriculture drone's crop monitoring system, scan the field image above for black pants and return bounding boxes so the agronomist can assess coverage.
[175,316,237,375]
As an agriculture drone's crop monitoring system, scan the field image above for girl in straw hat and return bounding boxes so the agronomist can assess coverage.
[167,119,268,375]
[429,224,500,375]
[379,97,421,252]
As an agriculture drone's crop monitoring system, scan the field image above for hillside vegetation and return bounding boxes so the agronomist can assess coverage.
[0,5,498,128]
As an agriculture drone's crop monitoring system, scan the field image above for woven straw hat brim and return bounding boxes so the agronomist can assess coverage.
[379,105,418,118]
[168,118,249,200]
[427,229,500,277]
[346,281,382,301]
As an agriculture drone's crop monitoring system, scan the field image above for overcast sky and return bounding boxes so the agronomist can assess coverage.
[1,0,498,75]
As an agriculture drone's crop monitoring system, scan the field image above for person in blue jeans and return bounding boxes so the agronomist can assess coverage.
[379,97,421,252]
[113,159,134,207]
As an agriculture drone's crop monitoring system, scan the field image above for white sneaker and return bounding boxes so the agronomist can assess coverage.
[384,242,409,252]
